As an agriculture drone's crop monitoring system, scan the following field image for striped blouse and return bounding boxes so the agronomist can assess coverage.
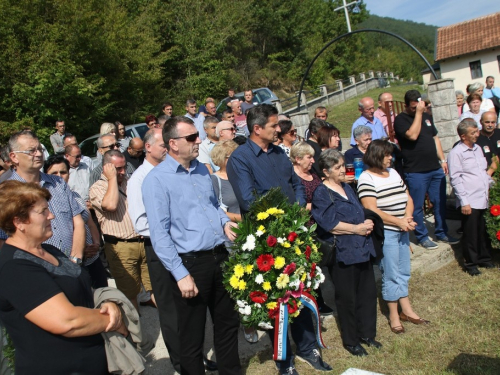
[357,168,408,232]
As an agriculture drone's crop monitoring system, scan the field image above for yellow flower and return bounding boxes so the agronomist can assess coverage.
[262,281,272,291]
[274,256,286,269]
[257,225,266,233]
[266,207,278,215]
[245,264,254,274]
[266,302,278,310]
[234,264,245,278]
[276,209,285,215]
[290,310,301,318]
[257,212,269,220]
[301,272,307,282]
[282,242,291,248]
[297,301,302,307]
[276,274,290,289]
[311,243,318,252]
[295,247,302,255]
[238,280,247,290]
[296,239,304,245]
[229,275,240,288]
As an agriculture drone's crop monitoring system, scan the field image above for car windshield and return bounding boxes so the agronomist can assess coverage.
[133,124,149,139]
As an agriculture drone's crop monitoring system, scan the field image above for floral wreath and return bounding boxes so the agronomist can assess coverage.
[223,188,325,332]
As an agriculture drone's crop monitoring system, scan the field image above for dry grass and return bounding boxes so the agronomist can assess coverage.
[243,251,500,375]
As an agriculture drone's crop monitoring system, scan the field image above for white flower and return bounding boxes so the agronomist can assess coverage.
[237,300,247,308]
[239,305,252,315]
[306,281,312,288]
[258,321,274,330]
[255,303,262,309]
[300,226,308,232]
[242,234,256,251]
[255,229,264,237]
[319,273,325,283]
[255,274,264,284]
[313,281,320,289]
[289,279,300,290]
[277,237,285,244]
[293,220,297,224]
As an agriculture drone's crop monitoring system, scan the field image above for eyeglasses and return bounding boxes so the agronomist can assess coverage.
[101,143,121,150]
[173,132,199,142]
[13,147,43,156]
[288,130,297,135]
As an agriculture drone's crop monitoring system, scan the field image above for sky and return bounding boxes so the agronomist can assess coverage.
[363,0,500,27]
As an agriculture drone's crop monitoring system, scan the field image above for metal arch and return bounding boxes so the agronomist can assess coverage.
[297,28,438,109]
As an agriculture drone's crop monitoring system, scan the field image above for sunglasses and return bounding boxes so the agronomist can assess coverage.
[288,130,297,135]
[173,132,199,142]
[101,143,121,150]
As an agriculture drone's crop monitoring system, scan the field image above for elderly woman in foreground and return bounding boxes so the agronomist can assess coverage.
[311,149,379,357]
[358,140,428,334]
[0,180,127,374]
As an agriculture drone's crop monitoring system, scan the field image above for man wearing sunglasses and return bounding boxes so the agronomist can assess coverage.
[89,134,136,188]
[143,116,241,375]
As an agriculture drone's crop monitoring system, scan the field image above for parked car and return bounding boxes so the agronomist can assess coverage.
[216,87,279,113]
[79,123,149,161]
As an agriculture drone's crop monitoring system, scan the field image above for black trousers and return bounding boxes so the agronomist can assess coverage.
[171,250,241,375]
[462,208,492,269]
[84,257,108,289]
[144,244,181,373]
[331,259,377,346]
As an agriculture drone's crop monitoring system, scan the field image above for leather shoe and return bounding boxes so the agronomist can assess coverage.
[389,321,405,334]
[139,299,156,308]
[203,356,218,372]
[465,267,481,276]
[400,312,429,325]
[344,344,368,357]
[478,262,496,269]
[359,337,382,349]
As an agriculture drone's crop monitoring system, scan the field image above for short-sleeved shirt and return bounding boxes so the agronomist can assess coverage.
[476,129,500,166]
[0,172,84,256]
[357,168,408,232]
[0,243,107,375]
[394,112,440,173]
[350,116,387,146]
[211,174,241,215]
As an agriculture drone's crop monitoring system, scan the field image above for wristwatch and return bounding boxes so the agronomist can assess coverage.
[69,256,82,265]
[439,160,446,164]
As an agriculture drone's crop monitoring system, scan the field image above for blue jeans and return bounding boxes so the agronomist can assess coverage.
[380,230,411,301]
[404,168,448,242]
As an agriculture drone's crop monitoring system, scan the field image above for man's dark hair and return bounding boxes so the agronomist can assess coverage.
[363,139,394,170]
[247,104,279,134]
[43,154,70,174]
[222,109,233,117]
[486,76,494,81]
[103,149,125,165]
[404,90,421,106]
[308,118,327,136]
[162,116,194,151]
[162,102,173,110]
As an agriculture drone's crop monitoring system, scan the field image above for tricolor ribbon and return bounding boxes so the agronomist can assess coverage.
[273,292,327,361]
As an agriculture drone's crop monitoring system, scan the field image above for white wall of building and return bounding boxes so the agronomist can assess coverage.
[439,49,500,93]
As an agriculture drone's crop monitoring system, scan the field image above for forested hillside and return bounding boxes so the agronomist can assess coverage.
[0,0,437,144]
[355,15,437,82]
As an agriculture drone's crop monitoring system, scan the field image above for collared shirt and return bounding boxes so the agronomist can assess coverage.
[0,171,83,255]
[127,159,154,236]
[142,156,229,281]
[343,145,364,165]
[483,87,500,100]
[448,142,491,209]
[227,138,306,213]
[89,162,136,190]
[197,138,219,172]
[68,161,91,201]
[350,116,387,145]
[89,176,138,239]
[49,132,65,153]
[374,107,395,137]
[185,113,207,140]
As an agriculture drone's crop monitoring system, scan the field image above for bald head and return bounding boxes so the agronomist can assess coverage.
[480,111,498,135]
[231,101,242,115]
[128,137,144,158]
[377,92,393,112]
[358,97,375,121]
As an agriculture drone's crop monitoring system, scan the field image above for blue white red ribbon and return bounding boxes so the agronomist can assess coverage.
[273,302,289,361]
[273,292,327,361]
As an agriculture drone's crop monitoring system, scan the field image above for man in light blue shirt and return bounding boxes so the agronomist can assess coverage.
[483,76,500,101]
[142,116,240,375]
[350,97,387,146]
[184,99,207,140]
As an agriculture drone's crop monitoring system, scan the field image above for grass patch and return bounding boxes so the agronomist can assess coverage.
[327,83,421,137]
[244,252,500,374]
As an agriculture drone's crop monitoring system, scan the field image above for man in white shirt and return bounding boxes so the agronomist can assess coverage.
[65,144,91,201]
[197,116,219,173]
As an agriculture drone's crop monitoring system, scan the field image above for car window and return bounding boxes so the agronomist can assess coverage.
[125,129,134,137]
[256,89,271,101]
[80,137,97,157]
[132,124,149,139]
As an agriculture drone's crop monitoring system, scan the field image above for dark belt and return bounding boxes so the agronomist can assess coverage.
[103,234,150,245]
[179,244,227,258]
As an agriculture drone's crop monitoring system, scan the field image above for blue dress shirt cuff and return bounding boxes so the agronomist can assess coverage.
[171,264,190,282]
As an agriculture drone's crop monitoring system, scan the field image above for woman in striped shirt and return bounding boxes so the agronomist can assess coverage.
[358,139,429,335]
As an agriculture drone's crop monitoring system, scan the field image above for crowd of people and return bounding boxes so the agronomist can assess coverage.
[0,79,498,375]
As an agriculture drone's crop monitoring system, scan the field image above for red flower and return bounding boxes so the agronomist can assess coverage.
[491,205,500,217]
[278,290,292,304]
[266,235,277,247]
[268,307,279,319]
[291,282,304,298]
[310,263,317,278]
[257,254,275,272]
[283,262,296,275]
[249,291,268,304]
[496,230,500,241]
[305,246,311,260]
[287,232,298,243]
[287,299,299,314]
